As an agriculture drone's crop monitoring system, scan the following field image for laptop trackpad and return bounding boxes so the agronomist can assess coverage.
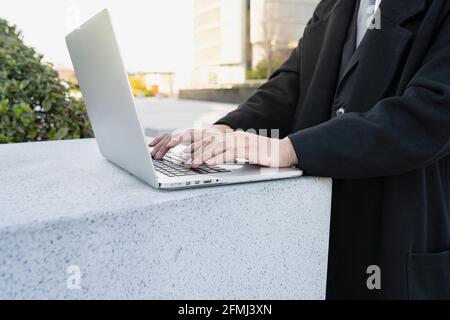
[216,164,245,171]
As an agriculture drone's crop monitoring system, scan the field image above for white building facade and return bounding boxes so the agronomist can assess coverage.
[192,0,249,86]
[191,0,320,87]
[250,0,320,69]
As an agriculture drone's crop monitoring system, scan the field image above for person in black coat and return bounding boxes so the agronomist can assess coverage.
[151,0,450,299]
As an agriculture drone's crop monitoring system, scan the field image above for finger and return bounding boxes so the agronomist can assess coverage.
[183,135,215,154]
[167,129,201,147]
[149,134,168,147]
[152,136,171,159]
[151,139,164,157]
[187,143,215,168]
[166,131,188,148]
[151,141,164,158]
[192,136,229,167]
[154,141,173,160]
[205,149,235,166]
[190,134,235,166]
[179,127,226,152]
[184,140,215,168]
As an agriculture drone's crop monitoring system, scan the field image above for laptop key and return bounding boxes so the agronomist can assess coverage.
[153,156,224,177]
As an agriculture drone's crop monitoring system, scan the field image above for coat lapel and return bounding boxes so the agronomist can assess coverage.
[293,0,357,131]
[293,0,427,131]
[339,0,427,113]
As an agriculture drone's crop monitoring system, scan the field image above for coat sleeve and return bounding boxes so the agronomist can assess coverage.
[289,15,450,179]
[215,40,301,138]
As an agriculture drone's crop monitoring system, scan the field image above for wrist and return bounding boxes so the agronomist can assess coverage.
[213,124,232,134]
[281,137,299,167]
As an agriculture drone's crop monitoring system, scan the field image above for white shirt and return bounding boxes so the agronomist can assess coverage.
[357,0,383,47]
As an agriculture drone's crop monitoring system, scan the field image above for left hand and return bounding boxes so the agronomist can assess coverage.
[183,130,299,168]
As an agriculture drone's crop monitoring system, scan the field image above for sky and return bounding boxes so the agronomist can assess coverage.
[0,0,194,86]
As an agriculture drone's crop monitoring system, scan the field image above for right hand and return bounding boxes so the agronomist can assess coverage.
[149,124,231,160]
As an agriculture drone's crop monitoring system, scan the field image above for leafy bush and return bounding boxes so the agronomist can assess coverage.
[246,58,284,80]
[0,18,93,143]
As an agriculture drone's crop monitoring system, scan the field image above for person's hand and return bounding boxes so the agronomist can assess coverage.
[149,124,231,160]
[185,130,299,168]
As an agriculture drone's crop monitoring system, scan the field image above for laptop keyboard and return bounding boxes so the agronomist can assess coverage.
[152,153,231,177]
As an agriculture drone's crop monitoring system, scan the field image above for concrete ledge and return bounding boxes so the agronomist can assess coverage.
[134,98,237,137]
[0,139,332,299]
[179,88,257,104]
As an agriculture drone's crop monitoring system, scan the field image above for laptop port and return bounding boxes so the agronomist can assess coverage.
[204,180,212,184]
[185,182,191,186]
[194,181,200,185]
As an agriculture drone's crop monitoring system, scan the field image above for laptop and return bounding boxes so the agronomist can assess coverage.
[65,9,303,190]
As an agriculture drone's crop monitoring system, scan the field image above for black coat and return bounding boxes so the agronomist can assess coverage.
[216,0,450,299]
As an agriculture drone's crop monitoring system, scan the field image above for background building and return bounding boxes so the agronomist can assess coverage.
[192,0,250,86]
[250,0,319,72]
[191,0,319,87]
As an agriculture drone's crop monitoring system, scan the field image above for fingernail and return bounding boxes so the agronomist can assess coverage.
[155,151,162,159]
[193,160,201,167]
[167,139,177,147]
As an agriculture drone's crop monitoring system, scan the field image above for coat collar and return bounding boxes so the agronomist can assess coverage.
[380,0,427,25]
[315,0,427,25]
[293,0,428,131]
[340,0,428,113]
[293,0,357,130]
[339,0,427,85]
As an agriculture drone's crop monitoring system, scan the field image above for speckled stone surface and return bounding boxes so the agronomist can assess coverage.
[0,139,332,299]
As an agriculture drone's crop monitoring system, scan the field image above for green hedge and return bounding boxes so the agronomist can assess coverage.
[0,18,93,143]
[246,58,284,80]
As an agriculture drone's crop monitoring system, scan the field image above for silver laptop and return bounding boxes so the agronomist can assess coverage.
[65,9,302,190]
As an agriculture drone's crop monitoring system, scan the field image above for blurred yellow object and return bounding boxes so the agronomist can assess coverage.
[56,68,156,97]
[129,74,154,97]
